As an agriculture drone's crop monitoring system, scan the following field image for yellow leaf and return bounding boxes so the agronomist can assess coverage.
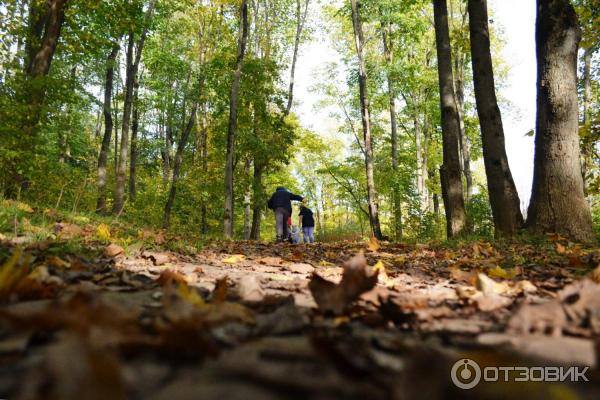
[223,254,245,264]
[367,236,380,252]
[177,283,206,307]
[97,223,111,241]
[487,265,517,280]
[0,248,30,299]
[373,260,393,287]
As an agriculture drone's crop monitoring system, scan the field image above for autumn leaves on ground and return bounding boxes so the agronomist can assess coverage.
[0,202,599,399]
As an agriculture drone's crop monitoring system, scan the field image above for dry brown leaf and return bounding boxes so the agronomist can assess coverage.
[156,270,187,286]
[309,252,378,315]
[590,265,600,284]
[54,222,84,239]
[237,275,265,303]
[103,244,124,258]
[143,251,170,266]
[212,277,229,303]
[367,236,381,252]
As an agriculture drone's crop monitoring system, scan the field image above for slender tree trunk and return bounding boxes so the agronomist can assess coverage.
[163,103,198,229]
[129,75,140,201]
[113,0,156,214]
[200,105,209,235]
[433,0,468,238]
[249,162,264,240]
[285,0,310,115]
[468,0,524,236]
[414,114,428,212]
[243,159,252,240]
[581,47,593,192]
[527,0,594,243]
[96,43,120,214]
[382,24,402,241]
[350,0,383,240]
[224,0,249,238]
[454,63,473,201]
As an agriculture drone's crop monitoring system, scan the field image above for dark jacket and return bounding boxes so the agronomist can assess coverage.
[299,206,315,228]
[267,187,303,214]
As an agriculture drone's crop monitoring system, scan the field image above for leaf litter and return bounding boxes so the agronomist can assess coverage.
[0,235,599,399]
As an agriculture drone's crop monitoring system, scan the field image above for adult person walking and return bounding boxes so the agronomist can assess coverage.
[267,187,304,242]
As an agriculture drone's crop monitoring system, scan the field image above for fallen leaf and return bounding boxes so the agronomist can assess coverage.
[556,243,567,254]
[0,248,31,300]
[507,300,566,336]
[590,265,600,284]
[372,260,393,287]
[223,254,246,264]
[288,263,315,274]
[487,265,517,280]
[367,236,381,252]
[103,244,124,258]
[143,251,170,266]
[156,270,187,286]
[309,252,378,315]
[212,277,229,303]
[54,222,83,239]
[237,275,265,303]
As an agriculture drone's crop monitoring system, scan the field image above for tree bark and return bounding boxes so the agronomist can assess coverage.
[96,43,120,214]
[468,0,524,236]
[527,0,594,243]
[382,24,402,241]
[224,0,249,238]
[285,0,310,115]
[113,0,156,214]
[454,64,473,201]
[243,159,252,240]
[129,75,140,201]
[163,103,198,229]
[249,162,264,240]
[200,105,209,235]
[350,0,383,240]
[433,0,468,238]
[581,47,593,192]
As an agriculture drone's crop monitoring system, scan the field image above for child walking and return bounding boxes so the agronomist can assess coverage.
[298,201,315,243]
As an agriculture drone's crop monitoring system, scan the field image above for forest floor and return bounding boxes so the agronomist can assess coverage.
[1,204,600,399]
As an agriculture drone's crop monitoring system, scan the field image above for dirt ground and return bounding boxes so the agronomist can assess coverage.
[1,235,600,399]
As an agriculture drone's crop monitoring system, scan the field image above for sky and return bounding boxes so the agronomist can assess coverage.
[292,0,538,208]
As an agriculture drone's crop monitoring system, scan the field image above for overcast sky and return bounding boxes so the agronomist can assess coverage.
[292,0,537,208]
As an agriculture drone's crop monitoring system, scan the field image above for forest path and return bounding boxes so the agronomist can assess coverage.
[1,237,599,399]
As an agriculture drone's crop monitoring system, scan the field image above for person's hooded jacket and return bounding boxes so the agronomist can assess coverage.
[267,187,303,214]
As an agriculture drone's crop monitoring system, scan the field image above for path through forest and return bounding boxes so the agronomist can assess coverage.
[1,232,600,399]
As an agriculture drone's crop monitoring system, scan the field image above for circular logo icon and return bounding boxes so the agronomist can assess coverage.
[451,359,482,390]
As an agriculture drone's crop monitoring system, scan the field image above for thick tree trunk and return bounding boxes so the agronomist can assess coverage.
[433,0,468,238]
[96,43,120,214]
[285,0,310,115]
[382,25,402,241]
[224,0,249,238]
[25,0,68,78]
[163,103,198,229]
[527,0,594,243]
[350,0,383,240]
[113,0,156,214]
[468,0,524,236]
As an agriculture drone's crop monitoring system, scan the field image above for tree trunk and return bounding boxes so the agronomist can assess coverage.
[249,162,264,240]
[433,0,468,238]
[527,0,594,243]
[382,24,402,241]
[224,0,249,238]
[350,0,383,240]
[285,0,310,115]
[129,75,140,201]
[112,0,156,214]
[96,43,120,214]
[25,0,68,78]
[581,47,593,193]
[200,105,209,235]
[163,103,198,229]
[454,63,473,201]
[468,0,524,236]
[243,159,252,240]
